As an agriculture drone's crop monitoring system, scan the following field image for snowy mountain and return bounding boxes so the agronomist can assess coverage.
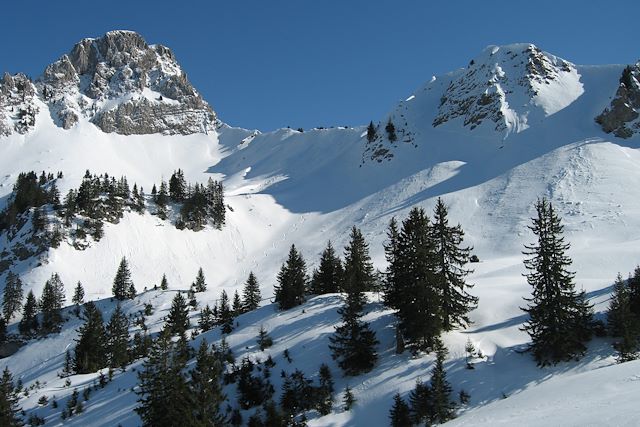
[1,31,640,426]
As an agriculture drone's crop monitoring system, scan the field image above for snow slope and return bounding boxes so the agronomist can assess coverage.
[1,36,640,426]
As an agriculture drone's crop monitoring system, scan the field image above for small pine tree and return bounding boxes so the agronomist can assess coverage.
[198,305,216,332]
[218,290,234,334]
[232,290,243,315]
[366,121,377,143]
[190,339,226,425]
[389,393,411,427]
[2,272,23,322]
[160,274,169,291]
[316,363,334,415]
[106,304,130,369]
[19,291,39,336]
[0,367,23,427]
[72,281,85,306]
[242,272,261,312]
[193,268,207,293]
[166,293,190,335]
[309,241,343,295]
[343,385,355,411]
[430,340,455,424]
[257,325,273,351]
[40,273,65,332]
[112,257,134,301]
[274,245,308,310]
[74,302,107,374]
[607,273,639,362]
[385,119,397,142]
[409,379,432,425]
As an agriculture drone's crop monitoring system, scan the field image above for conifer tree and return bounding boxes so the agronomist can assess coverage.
[193,267,207,293]
[366,121,377,143]
[166,293,189,335]
[0,367,23,427]
[2,272,23,322]
[430,340,455,424]
[309,241,343,294]
[18,291,38,336]
[74,301,107,374]
[106,304,130,368]
[316,364,334,415]
[198,304,216,332]
[160,274,169,291]
[190,339,226,426]
[329,227,378,376]
[389,393,411,427]
[607,273,639,362]
[40,273,65,332]
[409,379,432,425]
[274,245,308,310]
[257,325,273,351]
[136,329,194,427]
[232,290,243,315]
[112,257,134,301]
[242,272,261,312]
[343,385,355,411]
[521,198,593,366]
[628,266,640,317]
[218,290,234,334]
[72,281,85,306]
[431,198,477,330]
[385,119,397,142]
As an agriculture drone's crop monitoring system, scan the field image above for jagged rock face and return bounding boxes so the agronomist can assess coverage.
[433,44,583,137]
[38,30,218,135]
[596,63,640,138]
[0,73,39,136]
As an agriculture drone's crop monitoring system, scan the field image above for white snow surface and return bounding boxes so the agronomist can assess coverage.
[1,43,640,426]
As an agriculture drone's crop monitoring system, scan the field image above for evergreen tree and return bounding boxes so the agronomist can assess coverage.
[166,293,190,335]
[0,367,24,427]
[155,181,169,220]
[74,301,107,374]
[274,245,308,310]
[72,281,85,306]
[309,241,343,294]
[430,340,455,424]
[193,267,207,293]
[521,198,593,366]
[316,364,334,415]
[112,257,134,301]
[607,273,639,362]
[2,272,23,322]
[628,266,640,317]
[190,339,226,426]
[385,119,397,142]
[343,385,355,411]
[40,273,65,332]
[136,329,194,427]
[169,169,187,203]
[389,393,411,427]
[431,198,477,330]
[329,228,378,376]
[409,379,432,425]
[0,318,5,345]
[106,304,130,368]
[366,121,377,143]
[232,290,243,315]
[198,305,216,332]
[160,274,169,291]
[242,272,261,312]
[18,291,38,336]
[218,290,234,334]
[257,325,273,351]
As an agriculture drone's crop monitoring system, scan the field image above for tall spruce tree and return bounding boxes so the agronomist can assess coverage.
[18,291,38,336]
[112,257,134,300]
[409,379,432,425]
[242,272,261,312]
[430,340,455,424]
[329,227,378,376]
[190,339,226,426]
[309,241,343,295]
[389,393,411,427]
[218,290,234,334]
[607,273,639,362]
[521,198,593,366]
[274,245,308,310]
[106,304,130,368]
[431,198,477,330]
[40,273,65,332]
[2,272,23,322]
[72,281,85,306]
[0,367,23,427]
[166,293,190,335]
[74,301,107,374]
[193,268,207,293]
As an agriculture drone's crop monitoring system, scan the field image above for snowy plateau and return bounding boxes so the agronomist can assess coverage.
[1,30,640,426]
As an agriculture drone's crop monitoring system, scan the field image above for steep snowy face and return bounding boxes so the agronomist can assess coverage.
[0,73,38,136]
[38,30,218,135]
[596,62,640,138]
[433,44,584,137]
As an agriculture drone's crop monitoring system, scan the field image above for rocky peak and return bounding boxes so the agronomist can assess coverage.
[433,43,583,137]
[595,62,640,138]
[0,72,38,136]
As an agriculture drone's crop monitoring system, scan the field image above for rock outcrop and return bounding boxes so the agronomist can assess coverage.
[0,72,39,136]
[595,63,640,138]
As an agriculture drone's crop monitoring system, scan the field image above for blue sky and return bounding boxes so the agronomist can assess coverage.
[1,1,637,131]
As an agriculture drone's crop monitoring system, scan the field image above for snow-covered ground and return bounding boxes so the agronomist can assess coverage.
[1,41,640,425]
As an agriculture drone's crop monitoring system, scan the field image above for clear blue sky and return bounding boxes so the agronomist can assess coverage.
[1,1,637,131]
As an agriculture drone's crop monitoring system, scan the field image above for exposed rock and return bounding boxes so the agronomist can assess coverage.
[595,63,640,138]
[0,73,39,135]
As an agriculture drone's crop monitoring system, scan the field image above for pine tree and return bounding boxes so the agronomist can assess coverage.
[257,325,273,351]
[198,305,216,332]
[169,169,187,203]
[385,118,397,142]
[18,291,38,336]
[309,241,343,294]
[628,266,640,317]
[607,273,639,362]
[218,290,234,334]
[74,301,107,374]
[343,385,355,411]
[2,272,23,322]
[190,339,226,426]
[106,304,130,368]
[329,227,378,376]
[274,245,308,310]
[232,290,243,315]
[430,340,455,424]
[522,198,593,366]
[366,121,377,143]
[160,274,169,291]
[193,267,207,293]
[316,363,334,415]
[0,367,24,427]
[389,393,411,427]
[112,257,134,300]
[136,329,194,427]
[72,281,85,306]
[40,273,65,332]
[166,293,189,335]
[431,198,477,330]
[242,272,261,312]
[409,379,432,424]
